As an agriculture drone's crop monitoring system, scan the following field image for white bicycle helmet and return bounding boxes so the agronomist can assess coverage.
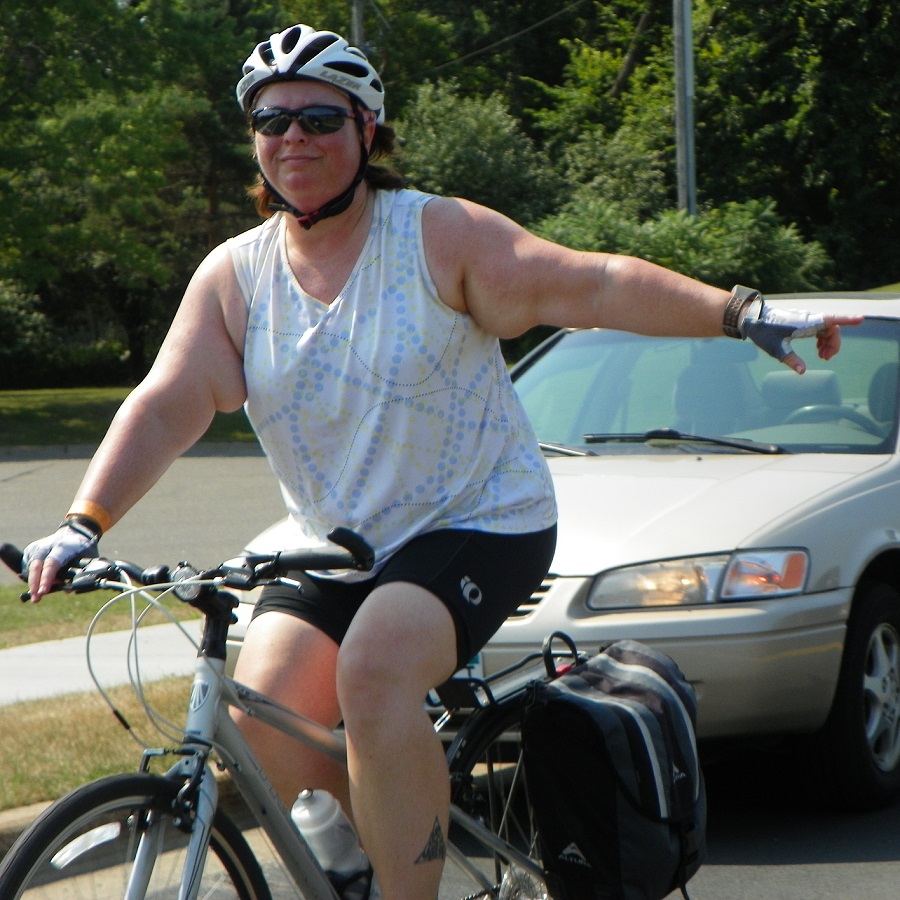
[236,24,385,123]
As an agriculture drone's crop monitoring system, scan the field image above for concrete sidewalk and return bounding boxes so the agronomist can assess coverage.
[0,620,202,706]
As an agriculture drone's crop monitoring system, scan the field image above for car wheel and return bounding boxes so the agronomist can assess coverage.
[809,579,900,810]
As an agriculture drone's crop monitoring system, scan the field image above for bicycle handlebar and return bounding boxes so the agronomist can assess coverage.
[0,526,375,604]
[0,543,24,580]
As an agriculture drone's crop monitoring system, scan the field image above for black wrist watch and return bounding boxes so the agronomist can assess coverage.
[722,285,762,339]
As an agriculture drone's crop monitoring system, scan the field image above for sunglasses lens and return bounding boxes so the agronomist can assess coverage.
[251,111,292,136]
[251,106,351,136]
[299,108,347,135]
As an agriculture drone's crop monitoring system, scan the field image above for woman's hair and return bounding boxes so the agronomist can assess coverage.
[247,122,404,218]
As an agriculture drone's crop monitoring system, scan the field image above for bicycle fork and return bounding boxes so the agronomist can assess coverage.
[125,760,218,900]
[175,657,225,900]
[126,656,224,900]
[124,754,218,900]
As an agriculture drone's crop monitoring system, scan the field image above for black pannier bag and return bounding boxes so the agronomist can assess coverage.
[522,637,706,900]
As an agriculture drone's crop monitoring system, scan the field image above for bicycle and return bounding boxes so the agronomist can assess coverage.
[0,528,583,899]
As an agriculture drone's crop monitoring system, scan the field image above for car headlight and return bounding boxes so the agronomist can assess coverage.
[586,550,809,609]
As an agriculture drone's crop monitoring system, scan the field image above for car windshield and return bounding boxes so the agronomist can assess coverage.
[511,319,900,455]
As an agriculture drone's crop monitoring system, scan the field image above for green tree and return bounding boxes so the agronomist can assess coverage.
[395,80,565,226]
[692,0,900,287]
[526,17,679,219]
[0,282,59,387]
[0,0,276,381]
[18,88,221,377]
[537,195,831,292]
[523,0,900,289]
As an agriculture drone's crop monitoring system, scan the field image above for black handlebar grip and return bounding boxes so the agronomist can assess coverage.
[277,528,375,573]
[326,527,375,571]
[0,543,25,579]
[276,546,359,572]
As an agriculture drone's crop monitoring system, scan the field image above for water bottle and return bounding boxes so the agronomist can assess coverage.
[291,790,380,900]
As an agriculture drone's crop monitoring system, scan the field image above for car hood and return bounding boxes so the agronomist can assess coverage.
[546,451,885,576]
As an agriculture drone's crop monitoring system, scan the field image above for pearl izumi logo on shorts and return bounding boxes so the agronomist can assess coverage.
[460,575,483,605]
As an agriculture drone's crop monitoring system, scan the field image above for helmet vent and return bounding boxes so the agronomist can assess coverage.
[258,41,275,68]
[294,34,340,68]
[325,60,370,79]
[280,26,304,54]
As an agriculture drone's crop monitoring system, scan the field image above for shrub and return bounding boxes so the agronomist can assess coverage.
[535,195,832,292]
[0,281,130,388]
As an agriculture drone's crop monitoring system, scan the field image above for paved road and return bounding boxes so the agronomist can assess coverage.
[0,443,280,706]
[0,443,283,586]
[3,444,900,898]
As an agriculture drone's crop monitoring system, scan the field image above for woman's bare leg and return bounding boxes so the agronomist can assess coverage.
[230,611,350,809]
[337,583,458,900]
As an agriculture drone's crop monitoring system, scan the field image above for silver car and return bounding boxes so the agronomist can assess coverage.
[234,293,900,809]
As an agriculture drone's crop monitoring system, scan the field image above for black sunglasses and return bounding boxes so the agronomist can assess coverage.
[249,105,355,137]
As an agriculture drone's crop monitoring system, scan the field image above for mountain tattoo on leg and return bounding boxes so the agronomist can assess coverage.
[414,818,446,864]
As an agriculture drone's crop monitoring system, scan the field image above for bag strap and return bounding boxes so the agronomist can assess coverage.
[675,815,703,899]
[540,631,581,678]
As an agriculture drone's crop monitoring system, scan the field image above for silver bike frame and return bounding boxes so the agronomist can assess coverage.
[152,654,339,899]
[150,650,544,899]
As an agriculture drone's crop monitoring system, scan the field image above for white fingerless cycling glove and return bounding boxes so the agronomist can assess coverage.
[23,519,100,573]
[740,300,826,362]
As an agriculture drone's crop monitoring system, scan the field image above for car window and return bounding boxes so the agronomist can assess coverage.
[512,320,900,454]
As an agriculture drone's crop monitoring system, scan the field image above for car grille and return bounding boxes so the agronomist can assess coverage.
[510,574,556,618]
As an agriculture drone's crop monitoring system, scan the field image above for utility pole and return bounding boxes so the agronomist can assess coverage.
[673,0,697,215]
[351,0,365,47]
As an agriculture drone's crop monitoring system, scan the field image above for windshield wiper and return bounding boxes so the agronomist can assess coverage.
[582,428,786,455]
[538,441,596,457]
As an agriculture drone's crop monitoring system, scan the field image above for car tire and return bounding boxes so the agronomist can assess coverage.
[809,579,900,810]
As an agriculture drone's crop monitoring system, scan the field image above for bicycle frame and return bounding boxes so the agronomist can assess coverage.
[0,534,552,900]
[153,632,544,899]
[166,652,339,899]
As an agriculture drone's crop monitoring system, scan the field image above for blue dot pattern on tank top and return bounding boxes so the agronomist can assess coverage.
[239,190,555,573]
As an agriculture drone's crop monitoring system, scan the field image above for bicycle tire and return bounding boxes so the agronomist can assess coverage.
[0,772,272,900]
[445,695,548,899]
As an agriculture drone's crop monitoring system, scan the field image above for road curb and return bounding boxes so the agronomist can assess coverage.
[0,442,264,461]
[0,776,242,861]
[0,801,48,858]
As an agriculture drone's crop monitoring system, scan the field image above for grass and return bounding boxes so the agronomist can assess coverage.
[0,387,256,447]
[0,676,193,811]
[0,583,200,650]
[0,585,203,814]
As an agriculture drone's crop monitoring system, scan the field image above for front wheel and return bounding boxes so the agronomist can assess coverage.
[809,580,900,810]
[0,772,272,899]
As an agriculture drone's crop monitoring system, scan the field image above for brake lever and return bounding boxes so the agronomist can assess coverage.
[69,558,121,593]
[327,527,375,571]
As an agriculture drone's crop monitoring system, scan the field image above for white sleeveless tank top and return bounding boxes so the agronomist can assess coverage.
[228,188,556,577]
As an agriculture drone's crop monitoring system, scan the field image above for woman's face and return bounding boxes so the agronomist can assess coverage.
[252,80,374,212]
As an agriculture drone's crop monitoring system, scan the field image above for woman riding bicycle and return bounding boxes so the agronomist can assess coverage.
[23,24,859,900]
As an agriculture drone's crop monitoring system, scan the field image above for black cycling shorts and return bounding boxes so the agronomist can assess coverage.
[251,525,557,670]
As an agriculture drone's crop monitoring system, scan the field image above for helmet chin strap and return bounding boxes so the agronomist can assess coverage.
[264,110,370,230]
